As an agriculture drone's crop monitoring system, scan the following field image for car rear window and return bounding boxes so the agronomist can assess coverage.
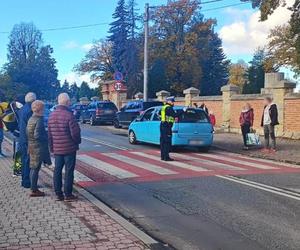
[97,102,117,109]
[143,102,163,110]
[178,109,209,123]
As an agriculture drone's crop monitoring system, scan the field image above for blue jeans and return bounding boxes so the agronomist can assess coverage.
[20,143,31,188]
[54,153,76,197]
[30,163,41,192]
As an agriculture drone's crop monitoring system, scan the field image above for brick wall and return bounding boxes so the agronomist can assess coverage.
[193,100,223,126]
[230,99,265,130]
[284,98,300,133]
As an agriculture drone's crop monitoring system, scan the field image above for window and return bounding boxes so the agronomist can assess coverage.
[103,103,117,110]
[142,108,155,121]
[143,102,163,110]
[178,109,209,123]
[152,110,160,121]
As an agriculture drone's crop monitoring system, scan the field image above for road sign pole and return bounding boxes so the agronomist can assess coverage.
[143,3,149,101]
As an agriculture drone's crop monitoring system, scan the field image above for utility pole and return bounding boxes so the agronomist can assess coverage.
[143,3,149,101]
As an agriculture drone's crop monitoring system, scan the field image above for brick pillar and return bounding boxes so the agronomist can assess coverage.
[262,72,296,136]
[101,80,115,101]
[156,90,170,102]
[183,87,200,106]
[221,84,240,131]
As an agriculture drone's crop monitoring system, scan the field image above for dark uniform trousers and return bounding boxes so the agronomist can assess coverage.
[160,122,172,160]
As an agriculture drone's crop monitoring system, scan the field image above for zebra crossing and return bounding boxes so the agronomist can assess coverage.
[40,150,300,187]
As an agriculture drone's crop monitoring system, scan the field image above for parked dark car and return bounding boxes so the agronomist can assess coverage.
[71,104,88,121]
[114,100,163,128]
[81,101,118,126]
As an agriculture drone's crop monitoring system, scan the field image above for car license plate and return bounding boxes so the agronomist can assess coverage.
[105,110,113,114]
[189,140,203,145]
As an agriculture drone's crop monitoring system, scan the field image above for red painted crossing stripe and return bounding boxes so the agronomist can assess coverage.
[73,150,300,185]
[215,151,299,170]
[187,152,300,175]
[120,150,201,176]
[85,151,161,179]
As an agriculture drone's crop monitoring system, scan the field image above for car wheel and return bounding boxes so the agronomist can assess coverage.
[114,119,121,128]
[129,130,137,144]
[90,116,96,126]
[198,146,211,153]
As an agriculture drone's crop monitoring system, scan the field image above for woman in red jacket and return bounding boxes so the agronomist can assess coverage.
[239,103,254,150]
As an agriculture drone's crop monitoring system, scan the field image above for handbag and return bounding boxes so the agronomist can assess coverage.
[246,133,261,146]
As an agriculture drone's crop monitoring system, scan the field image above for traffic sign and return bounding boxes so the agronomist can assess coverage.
[113,71,123,81]
[114,82,123,91]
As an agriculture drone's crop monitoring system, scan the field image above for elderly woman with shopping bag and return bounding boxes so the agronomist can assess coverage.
[27,100,52,197]
[239,103,254,150]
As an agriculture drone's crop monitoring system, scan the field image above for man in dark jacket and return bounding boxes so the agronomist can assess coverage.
[261,97,279,152]
[18,92,36,188]
[48,93,81,201]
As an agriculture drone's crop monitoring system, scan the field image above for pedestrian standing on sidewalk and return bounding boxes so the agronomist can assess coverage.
[209,111,216,128]
[27,100,51,197]
[200,103,209,114]
[48,93,81,201]
[239,103,254,150]
[261,97,279,152]
[18,92,36,188]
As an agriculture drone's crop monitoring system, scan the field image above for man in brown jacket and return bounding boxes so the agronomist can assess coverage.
[48,93,81,201]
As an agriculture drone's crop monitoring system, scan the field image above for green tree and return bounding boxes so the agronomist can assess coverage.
[69,82,80,101]
[229,60,248,88]
[61,80,70,94]
[108,0,129,73]
[149,0,229,96]
[243,49,266,94]
[0,73,28,101]
[266,25,298,74]
[33,45,59,99]
[5,22,59,99]
[290,0,300,73]
[126,0,142,97]
[79,81,93,99]
[74,40,114,81]
[199,32,229,95]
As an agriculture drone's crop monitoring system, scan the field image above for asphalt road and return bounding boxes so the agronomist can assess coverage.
[79,124,300,250]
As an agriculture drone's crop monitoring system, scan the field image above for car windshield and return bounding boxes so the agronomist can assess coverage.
[143,102,163,110]
[178,109,209,123]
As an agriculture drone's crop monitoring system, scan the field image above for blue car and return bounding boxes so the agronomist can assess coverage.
[128,106,214,151]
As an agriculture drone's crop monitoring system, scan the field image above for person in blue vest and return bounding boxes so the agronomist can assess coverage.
[160,96,177,161]
[18,92,36,188]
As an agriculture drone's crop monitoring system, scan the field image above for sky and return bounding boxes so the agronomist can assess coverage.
[0,0,296,89]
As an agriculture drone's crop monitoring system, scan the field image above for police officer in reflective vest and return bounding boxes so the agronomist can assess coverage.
[160,96,176,161]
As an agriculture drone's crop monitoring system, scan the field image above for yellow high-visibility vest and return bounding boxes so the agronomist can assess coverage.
[161,104,175,123]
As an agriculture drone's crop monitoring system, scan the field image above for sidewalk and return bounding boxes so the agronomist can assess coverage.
[0,144,151,250]
[213,132,300,165]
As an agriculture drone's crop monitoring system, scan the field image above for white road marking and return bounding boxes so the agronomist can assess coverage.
[107,153,177,175]
[172,153,245,171]
[42,164,93,182]
[132,152,209,172]
[199,153,277,170]
[217,175,300,201]
[217,151,300,169]
[82,136,129,150]
[77,154,138,179]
